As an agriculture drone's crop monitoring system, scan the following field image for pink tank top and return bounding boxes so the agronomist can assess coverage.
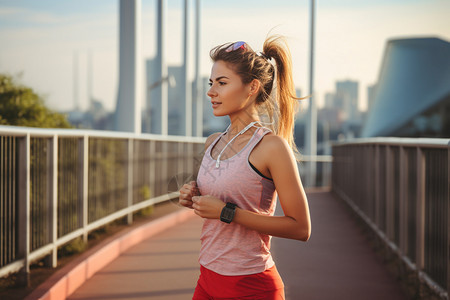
[197,127,277,276]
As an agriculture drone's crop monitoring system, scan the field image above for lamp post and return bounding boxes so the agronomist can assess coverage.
[157,0,168,135]
[183,0,192,136]
[194,0,202,137]
[305,0,317,187]
[115,0,142,134]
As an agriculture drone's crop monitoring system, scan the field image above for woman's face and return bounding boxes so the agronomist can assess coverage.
[207,60,253,117]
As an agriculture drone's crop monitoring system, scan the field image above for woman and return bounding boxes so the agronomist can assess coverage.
[179,35,311,299]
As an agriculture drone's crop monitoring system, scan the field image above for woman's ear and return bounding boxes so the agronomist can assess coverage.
[249,79,261,95]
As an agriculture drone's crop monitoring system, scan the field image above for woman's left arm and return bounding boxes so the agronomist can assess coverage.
[192,136,311,241]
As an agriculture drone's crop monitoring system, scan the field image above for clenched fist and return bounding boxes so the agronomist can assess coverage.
[179,181,200,209]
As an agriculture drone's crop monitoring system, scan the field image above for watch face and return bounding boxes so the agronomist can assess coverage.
[220,206,236,223]
[223,209,233,220]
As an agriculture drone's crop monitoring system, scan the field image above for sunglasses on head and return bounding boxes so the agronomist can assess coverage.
[225,41,247,52]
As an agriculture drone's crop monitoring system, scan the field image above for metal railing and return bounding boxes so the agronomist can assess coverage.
[0,125,205,283]
[298,154,333,187]
[332,137,449,299]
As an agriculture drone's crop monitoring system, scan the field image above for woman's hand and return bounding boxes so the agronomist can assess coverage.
[179,181,200,209]
[192,195,225,219]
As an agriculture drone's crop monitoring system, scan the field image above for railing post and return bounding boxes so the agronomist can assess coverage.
[17,134,30,286]
[162,141,168,195]
[127,138,134,224]
[386,146,394,240]
[399,146,408,254]
[178,142,184,179]
[80,136,89,243]
[415,147,425,271]
[150,140,156,199]
[447,141,450,295]
[188,142,194,178]
[44,135,58,268]
[374,144,380,228]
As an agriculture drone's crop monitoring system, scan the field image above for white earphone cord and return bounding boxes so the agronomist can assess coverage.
[215,120,273,168]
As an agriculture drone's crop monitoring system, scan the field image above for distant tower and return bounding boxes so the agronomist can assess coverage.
[115,0,142,133]
[88,49,93,110]
[336,80,359,122]
[73,51,79,111]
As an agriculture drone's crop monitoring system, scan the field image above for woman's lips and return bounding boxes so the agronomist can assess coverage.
[211,101,222,108]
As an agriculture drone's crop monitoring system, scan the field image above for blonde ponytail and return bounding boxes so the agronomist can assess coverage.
[263,35,300,155]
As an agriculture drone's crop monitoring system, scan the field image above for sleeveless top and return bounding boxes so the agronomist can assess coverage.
[196,127,278,276]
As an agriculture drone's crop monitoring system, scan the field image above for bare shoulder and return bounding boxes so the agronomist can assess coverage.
[258,134,299,180]
[204,132,222,151]
[259,133,292,156]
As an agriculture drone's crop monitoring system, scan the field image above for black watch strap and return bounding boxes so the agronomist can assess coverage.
[220,202,237,224]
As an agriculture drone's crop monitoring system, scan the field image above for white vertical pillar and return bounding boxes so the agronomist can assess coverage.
[127,139,134,224]
[46,135,57,268]
[194,0,202,137]
[305,0,317,187]
[73,51,79,111]
[183,0,192,136]
[157,0,168,135]
[80,136,89,243]
[149,140,156,198]
[115,0,142,133]
[18,134,31,286]
[87,49,93,110]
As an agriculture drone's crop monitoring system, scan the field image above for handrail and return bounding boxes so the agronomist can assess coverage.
[333,136,449,147]
[332,138,449,299]
[0,126,206,284]
[0,125,205,142]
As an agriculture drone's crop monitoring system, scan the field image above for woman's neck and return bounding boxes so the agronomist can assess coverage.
[227,113,260,135]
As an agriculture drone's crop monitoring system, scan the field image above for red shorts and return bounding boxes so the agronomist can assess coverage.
[193,265,285,300]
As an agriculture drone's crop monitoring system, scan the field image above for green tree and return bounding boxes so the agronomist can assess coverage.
[0,74,72,128]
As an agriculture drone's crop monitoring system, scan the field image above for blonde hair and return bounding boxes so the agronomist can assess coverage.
[210,35,302,155]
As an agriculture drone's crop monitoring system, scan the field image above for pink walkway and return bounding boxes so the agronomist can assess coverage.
[62,189,408,300]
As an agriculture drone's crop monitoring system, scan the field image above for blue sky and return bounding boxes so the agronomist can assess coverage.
[0,0,449,112]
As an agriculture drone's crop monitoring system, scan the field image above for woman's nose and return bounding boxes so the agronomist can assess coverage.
[207,87,216,98]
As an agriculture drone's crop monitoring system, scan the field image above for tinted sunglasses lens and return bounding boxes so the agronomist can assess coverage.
[226,41,246,52]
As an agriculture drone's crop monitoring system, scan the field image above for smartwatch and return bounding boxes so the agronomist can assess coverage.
[220,202,237,224]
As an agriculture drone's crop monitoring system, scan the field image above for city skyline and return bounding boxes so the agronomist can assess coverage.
[0,0,449,114]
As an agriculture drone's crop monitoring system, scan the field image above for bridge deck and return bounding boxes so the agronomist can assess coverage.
[67,189,408,300]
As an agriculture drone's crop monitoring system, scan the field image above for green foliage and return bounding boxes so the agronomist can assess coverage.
[59,237,87,257]
[0,74,72,128]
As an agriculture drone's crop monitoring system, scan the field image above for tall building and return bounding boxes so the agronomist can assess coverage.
[145,59,213,136]
[367,84,377,112]
[324,92,336,109]
[362,37,450,137]
[336,80,359,123]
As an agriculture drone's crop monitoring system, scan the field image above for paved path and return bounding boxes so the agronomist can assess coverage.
[271,189,407,300]
[68,190,408,300]
[68,213,202,300]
